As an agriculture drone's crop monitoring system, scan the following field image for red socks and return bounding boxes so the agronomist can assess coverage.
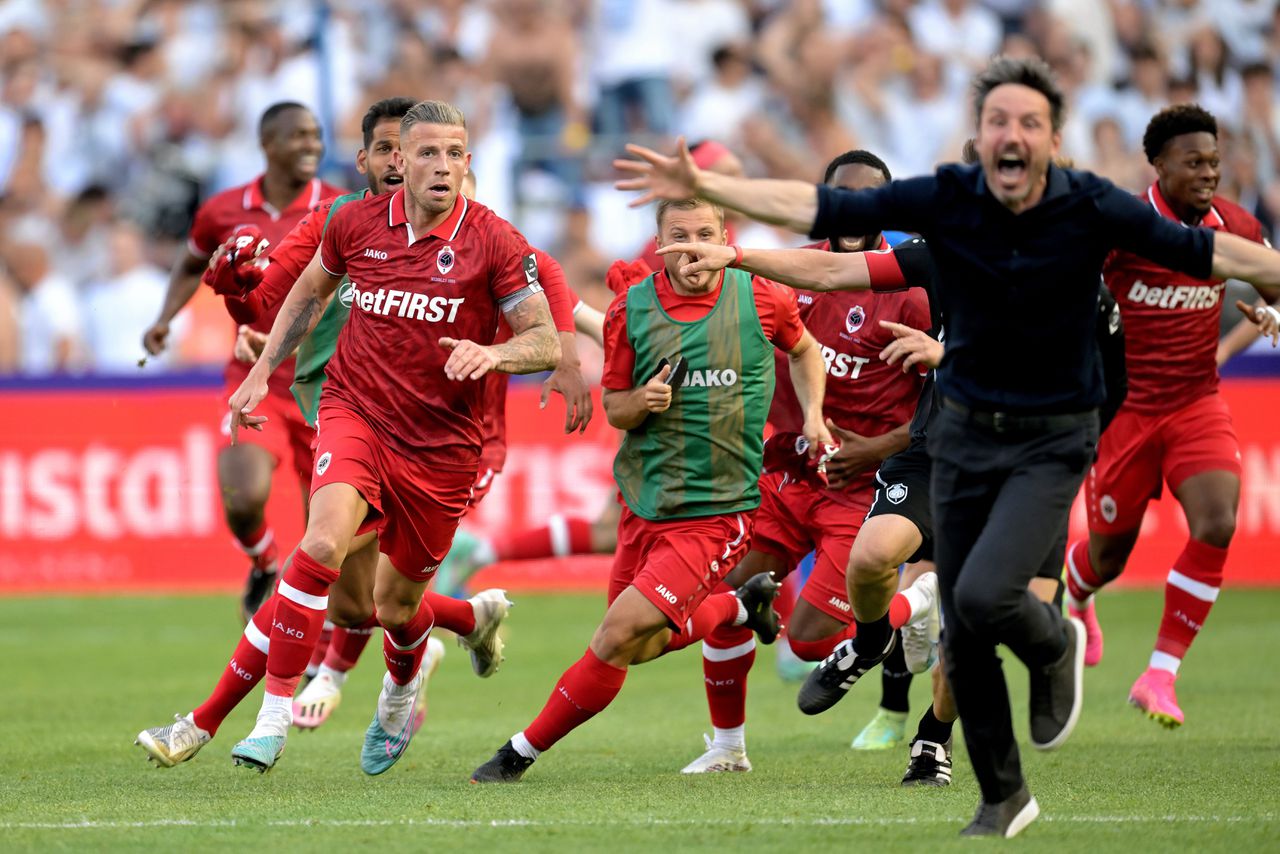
[264,547,339,698]
[662,592,740,654]
[382,599,436,685]
[424,590,476,636]
[1154,538,1226,665]
[702,625,755,729]
[191,597,273,734]
[1066,539,1105,607]
[888,592,912,629]
[789,624,857,662]
[235,521,278,571]
[497,514,594,560]
[323,616,379,672]
[523,648,627,751]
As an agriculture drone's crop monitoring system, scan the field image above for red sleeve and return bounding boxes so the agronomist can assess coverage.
[601,291,635,390]
[486,218,536,304]
[225,261,297,324]
[533,248,576,333]
[187,199,222,259]
[864,248,908,291]
[271,202,330,281]
[319,202,352,278]
[753,278,805,351]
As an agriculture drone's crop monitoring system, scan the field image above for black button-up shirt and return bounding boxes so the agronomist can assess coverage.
[811,164,1214,413]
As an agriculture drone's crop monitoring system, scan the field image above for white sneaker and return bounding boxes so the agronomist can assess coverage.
[293,671,343,730]
[901,573,940,674]
[135,713,210,767]
[458,589,512,678]
[680,733,752,774]
[376,669,423,735]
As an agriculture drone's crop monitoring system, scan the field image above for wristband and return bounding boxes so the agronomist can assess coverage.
[1263,305,1280,325]
[730,244,743,268]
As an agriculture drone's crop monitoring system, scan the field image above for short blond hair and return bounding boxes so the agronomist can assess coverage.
[401,100,467,136]
[656,198,724,230]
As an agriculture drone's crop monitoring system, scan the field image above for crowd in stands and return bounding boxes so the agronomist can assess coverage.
[1,0,1277,374]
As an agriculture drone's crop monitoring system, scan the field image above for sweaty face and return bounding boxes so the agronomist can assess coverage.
[265,108,323,184]
[357,118,403,196]
[398,122,470,218]
[657,206,726,294]
[828,162,886,252]
[1156,131,1219,221]
[975,83,1060,213]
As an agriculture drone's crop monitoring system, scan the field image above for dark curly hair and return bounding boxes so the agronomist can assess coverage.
[1142,104,1217,164]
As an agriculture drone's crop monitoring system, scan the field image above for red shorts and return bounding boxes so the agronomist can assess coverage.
[220,382,315,487]
[311,405,475,581]
[752,472,870,623]
[607,505,752,633]
[1086,392,1241,535]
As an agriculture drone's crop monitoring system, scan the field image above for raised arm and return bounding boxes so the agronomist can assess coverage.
[615,137,819,233]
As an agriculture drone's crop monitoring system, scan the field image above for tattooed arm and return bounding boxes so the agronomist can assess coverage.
[440,290,561,381]
[226,250,339,442]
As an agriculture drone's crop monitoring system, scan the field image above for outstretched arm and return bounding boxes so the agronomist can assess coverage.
[615,137,819,233]
[655,242,872,292]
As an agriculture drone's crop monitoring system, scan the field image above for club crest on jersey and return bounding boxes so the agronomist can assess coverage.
[523,252,539,284]
[316,452,332,476]
[846,305,866,334]
[338,282,355,308]
[437,245,455,276]
[794,435,811,455]
[886,483,908,505]
[1099,494,1117,524]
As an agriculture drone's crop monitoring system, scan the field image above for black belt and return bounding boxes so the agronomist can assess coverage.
[941,396,1094,434]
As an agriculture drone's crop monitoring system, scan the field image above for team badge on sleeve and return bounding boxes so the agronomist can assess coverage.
[437,245,455,276]
[316,451,332,476]
[846,306,866,334]
[886,483,908,504]
[523,252,539,284]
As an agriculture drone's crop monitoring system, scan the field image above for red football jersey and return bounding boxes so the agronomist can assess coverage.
[769,240,930,503]
[478,247,578,475]
[601,269,805,390]
[1105,183,1265,413]
[319,190,538,467]
[189,176,344,393]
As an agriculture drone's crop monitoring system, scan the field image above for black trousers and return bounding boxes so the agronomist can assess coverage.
[927,406,1099,803]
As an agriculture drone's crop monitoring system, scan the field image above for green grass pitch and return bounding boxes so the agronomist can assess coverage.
[1,589,1277,852]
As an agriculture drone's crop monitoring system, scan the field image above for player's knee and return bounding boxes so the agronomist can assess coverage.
[299,530,346,569]
[328,588,373,628]
[373,597,417,631]
[589,620,646,664]
[847,541,903,586]
[1189,509,1236,549]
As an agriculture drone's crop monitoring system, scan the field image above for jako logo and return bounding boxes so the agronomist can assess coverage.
[655,584,679,604]
[351,284,463,322]
[363,248,388,260]
[680,369,738,388]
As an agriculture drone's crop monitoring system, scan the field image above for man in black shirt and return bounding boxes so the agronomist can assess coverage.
[617,55,1280,837]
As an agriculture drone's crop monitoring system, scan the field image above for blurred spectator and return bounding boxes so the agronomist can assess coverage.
[82,220,175,372]
[907,0,1002,72]
[3,218,81,374]
[591,0,676,141]
[1241,62,1280,188]
[678,42,765,147]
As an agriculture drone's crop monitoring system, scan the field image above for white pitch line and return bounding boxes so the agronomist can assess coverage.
[1,814,1274,831]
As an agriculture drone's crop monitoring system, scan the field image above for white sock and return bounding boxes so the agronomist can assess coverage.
[511,730,541,760]
[711,725,745,752]
[1149,650,1181,675]
[733,599,749,626]
[901,585,929,624]
[247,692,292,738]
[315,663,348,688]
[383,670,420,697]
